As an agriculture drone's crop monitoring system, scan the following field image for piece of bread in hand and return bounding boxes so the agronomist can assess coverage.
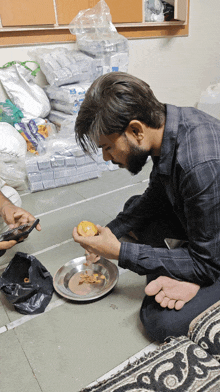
[77,221,98,237]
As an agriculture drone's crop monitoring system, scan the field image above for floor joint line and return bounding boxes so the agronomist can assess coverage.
[35,180,149,218]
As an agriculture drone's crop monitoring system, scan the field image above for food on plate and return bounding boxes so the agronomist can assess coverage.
[77,221,98,237]
[78,271,106,285]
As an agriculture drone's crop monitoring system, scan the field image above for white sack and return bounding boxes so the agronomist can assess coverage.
[0,122,26,161]
[0,122,27,189]
[0,62,51,119]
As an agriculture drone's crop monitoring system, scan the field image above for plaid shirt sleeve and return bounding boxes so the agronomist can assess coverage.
[107,166,174,238]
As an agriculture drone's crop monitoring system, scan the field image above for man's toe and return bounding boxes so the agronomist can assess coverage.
[145,279,163,296]
[175,300,185,310]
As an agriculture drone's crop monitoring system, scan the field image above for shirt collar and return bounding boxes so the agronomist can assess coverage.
[156,104,180,175]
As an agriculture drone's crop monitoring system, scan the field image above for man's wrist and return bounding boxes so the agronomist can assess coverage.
[115,242,121,260]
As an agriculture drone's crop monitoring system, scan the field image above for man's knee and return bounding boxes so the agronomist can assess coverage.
[140,310,176,343]
[140,297,189,343]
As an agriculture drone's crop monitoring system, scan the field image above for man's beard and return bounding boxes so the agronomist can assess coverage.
[126,142,150,175]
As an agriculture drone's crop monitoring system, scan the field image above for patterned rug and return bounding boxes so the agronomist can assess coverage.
[81,336,220,392]
[188,300,220,362]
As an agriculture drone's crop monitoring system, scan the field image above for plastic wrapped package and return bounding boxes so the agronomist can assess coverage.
[44,135,78,155]
[197,83,220,120]
[69,0,128,56]
[144,0,164,22]
[50,100,79,115]
[43,82,91,104]
[69,0,129,74]
[29,48,96,87]
[14,119,56,155]
[44,82,91,117]
[47,110,77,128]
[26,136,100,192]
[58,118,77,137]
[0,159,28,191]
[0,61,50,118]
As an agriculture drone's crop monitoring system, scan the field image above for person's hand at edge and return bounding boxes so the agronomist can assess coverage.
[0,199,41,231]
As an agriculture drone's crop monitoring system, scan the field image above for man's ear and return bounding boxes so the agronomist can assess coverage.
[125,120,145,143]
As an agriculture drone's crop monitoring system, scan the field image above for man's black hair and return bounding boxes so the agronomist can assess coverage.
[75,72,166,153]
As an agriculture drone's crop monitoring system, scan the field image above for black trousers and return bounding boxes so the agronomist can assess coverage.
[123,195,220,343]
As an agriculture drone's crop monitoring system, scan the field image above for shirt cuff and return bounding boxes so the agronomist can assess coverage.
[119,242,148,275]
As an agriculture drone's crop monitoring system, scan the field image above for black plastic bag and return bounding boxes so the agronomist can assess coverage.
[0,252,54,315]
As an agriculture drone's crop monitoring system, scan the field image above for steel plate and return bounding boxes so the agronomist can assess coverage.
[53,256,119,301]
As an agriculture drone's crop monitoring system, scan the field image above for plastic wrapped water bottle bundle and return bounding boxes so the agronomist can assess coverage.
[197,83,220,121]
[44,82,90,129]
[43,82,91,104]
[25,136,100,192]
[47,110,77,128]
[69,0,129,73]
[43,82,91,125]
[29,48,96,87]
[25,138,118,192]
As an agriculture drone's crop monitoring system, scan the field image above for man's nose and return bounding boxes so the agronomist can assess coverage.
[102,149,112,162]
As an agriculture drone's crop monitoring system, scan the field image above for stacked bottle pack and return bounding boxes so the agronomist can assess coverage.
[43,82,91,130]
[30,45,129,132]
[26,141,118,193]
[26,147,98,192]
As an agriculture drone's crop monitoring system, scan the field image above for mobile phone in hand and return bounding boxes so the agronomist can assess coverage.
[0,219,40,242]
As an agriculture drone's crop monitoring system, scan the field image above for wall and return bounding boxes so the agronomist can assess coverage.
[0,0,219,107]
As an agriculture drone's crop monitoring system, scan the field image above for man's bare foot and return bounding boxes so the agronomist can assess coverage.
[145,276,200,310]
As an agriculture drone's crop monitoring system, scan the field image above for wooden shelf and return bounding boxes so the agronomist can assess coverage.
[0,0,189,46]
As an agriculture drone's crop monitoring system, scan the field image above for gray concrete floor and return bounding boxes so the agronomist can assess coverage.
[0,159,159,392]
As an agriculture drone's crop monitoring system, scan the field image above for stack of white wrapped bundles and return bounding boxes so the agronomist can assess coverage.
[25,134,119,193]
[26,136,99,192]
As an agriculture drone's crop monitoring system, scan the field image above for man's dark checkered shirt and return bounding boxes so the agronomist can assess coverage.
[108,104,220,286]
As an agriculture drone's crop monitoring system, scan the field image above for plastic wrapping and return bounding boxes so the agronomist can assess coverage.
[50,100,79,115]
[14,119,57,155]
[69,0,129,73]
[144,0,164,22]
[198,83,220,120]
[43,82,90,104]
[0,159,28,191]
[0,122,27,160]
[0,252,54,315]
[29,48,96,87]
[47,110,77,128]
[0,122,27,189]
[0,61,51,119]
[25,136,100,192]
[59,118,77,136]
